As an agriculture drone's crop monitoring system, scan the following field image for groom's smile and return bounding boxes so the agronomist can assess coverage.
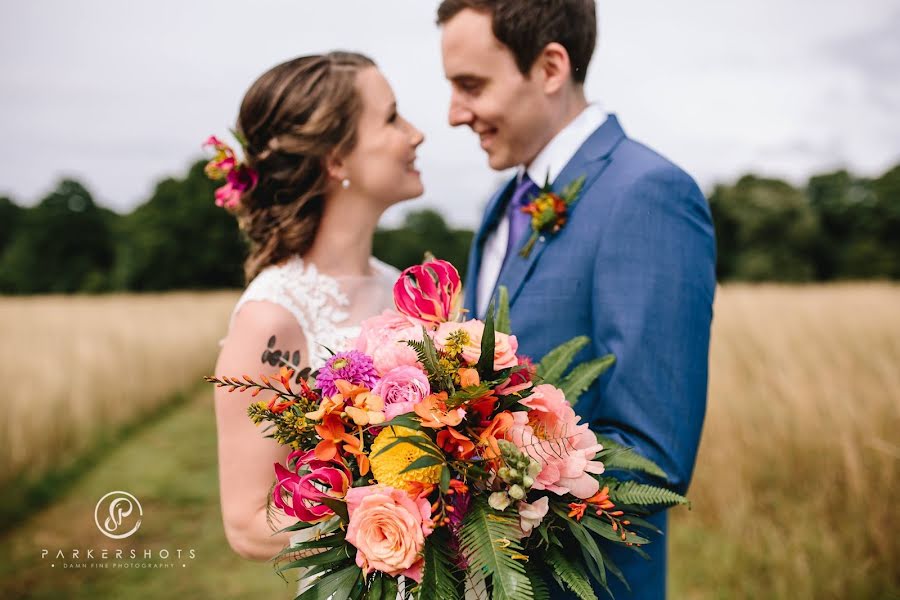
[440,8,557,171]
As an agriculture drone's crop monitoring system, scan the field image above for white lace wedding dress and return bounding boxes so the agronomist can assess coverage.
[228,254,400,598]
[230,254,399,372]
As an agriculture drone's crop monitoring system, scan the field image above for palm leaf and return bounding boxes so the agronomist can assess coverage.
[558,354,615,405]
[526,566,551,600]
[295,563,361,600]
[476,299,497,378]
[400,455,445,474]
[417,528,463,600]
[545,546,598,600]
[459,498,533,600]
[536,336,589,385]
[495,286,511,334]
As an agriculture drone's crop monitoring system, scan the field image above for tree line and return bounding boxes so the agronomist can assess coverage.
[0,159,897,294]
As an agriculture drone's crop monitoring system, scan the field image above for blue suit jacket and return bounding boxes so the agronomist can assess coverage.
[463,115,716,599]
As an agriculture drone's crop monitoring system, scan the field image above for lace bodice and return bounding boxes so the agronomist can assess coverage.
[228,255,400,370]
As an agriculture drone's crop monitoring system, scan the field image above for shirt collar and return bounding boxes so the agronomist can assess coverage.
[519,103,608,185]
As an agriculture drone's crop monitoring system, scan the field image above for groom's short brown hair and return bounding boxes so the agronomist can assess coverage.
[436,0,596,84]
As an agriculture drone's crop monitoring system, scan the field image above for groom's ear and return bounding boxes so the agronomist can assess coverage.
[534,42,573,95]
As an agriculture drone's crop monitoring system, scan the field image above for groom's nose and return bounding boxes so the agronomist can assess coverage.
[448,94,474,128]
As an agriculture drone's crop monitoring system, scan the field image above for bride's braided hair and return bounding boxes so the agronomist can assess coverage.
[234,51,375,282]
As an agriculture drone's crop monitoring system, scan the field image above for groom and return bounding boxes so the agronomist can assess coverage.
[438,1,716,598]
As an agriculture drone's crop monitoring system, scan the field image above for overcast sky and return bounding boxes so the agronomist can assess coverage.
[1,0,898,227]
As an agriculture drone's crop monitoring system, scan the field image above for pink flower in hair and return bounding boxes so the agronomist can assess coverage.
[203,134,257,209]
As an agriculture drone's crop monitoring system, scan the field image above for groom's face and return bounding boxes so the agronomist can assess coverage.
[441,9,553,171]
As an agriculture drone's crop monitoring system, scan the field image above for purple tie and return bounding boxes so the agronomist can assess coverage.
[505,174,540,259]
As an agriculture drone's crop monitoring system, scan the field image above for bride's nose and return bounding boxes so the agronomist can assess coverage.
[410,124,425,148]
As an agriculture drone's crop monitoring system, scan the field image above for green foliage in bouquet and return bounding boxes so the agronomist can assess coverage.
[209,267,695,600]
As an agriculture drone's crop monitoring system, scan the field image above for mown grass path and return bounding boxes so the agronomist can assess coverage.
[0,387,291,599]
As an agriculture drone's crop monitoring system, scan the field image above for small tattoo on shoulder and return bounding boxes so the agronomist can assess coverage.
[261,335,308,383]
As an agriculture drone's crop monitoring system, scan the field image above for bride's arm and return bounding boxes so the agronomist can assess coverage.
[214,300,309,561]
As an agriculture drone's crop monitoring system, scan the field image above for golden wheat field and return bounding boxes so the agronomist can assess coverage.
[670,283,900,599]
[0,292,239,487]
[0,285,898,598]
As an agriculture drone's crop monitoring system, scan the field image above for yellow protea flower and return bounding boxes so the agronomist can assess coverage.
[369,426,442,492]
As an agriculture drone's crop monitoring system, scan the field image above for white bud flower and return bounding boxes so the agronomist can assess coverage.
[489,491,511,511]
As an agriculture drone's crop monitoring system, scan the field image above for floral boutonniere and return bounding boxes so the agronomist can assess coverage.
[519,173,586,258]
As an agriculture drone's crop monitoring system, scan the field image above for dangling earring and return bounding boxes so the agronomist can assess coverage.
[341,178,350,189]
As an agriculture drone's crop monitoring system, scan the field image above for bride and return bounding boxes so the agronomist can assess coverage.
[213,51,424,571]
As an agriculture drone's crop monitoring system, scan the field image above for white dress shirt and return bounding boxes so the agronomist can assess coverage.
[476,103,608,316]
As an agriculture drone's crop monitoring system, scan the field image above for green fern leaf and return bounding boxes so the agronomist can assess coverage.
[545,546,598,600]
[536,336,590,385]
[558,354,615,405]
[609,480,690,508]
[459,498,533,600]
[595,436,668,479]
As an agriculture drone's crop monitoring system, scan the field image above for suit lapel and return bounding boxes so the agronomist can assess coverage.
[463,177,517,313]
[497,114,628,307]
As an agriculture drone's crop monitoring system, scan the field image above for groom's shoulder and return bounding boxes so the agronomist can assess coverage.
[584,133,705,211]
[611,135,698,191]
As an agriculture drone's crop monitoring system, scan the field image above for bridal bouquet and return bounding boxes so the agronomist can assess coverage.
[208,260,688,600]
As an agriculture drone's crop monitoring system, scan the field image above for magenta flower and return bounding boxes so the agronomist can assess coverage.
[315,350,379,399]
[273,450,352,523]
[213,167,258,209]
[393,260,461,328]
[203,134,257,209]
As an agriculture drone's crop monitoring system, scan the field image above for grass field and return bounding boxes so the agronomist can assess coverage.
[670,283,900,599]
[0,285,898,599]
[0,292,238,490]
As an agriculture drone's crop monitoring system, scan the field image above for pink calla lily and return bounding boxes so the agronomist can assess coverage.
[393,260,461,328]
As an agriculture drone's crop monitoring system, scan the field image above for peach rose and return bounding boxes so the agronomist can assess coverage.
[345,485,434,581]
[432,320,518,371]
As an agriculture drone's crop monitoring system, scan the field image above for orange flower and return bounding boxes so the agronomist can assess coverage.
[414,392,464,429]
[306,379,370,422]
[314,414,360,461]
[436,427,476,460]
[477,411,516,460]
[448,479,469,495]
[305,394,344,421]
[458,368,480,388]
[586,486,615,511]
[568,502,587,521]
[345,391,386,427]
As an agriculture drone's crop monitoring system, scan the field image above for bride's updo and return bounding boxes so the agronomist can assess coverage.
[235,51,375,281]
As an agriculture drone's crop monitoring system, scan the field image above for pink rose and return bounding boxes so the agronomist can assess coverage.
[345,485,434,581]
[508,384,605,499]
[355,310,422,376]
[432,320,518,371]
[372,366,431,421]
